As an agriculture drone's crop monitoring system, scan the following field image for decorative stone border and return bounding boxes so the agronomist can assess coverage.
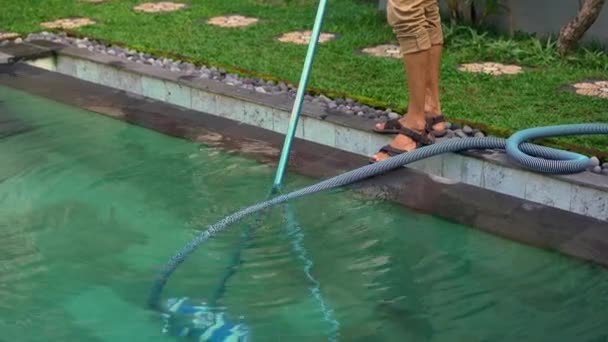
[458,62,523,76]
[205,15,260,28]
[40,18,96,29]
[133,2,187,13]
[276,30,336,45]
[571,80,608,99]
[360,44,401,59]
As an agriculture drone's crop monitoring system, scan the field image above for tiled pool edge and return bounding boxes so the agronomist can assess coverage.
[21,43,608,222]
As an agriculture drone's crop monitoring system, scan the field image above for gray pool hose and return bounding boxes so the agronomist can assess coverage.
[148,123,608,311]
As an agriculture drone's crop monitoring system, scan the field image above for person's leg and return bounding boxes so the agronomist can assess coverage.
[371,0,433,162]
[424,0,445,133]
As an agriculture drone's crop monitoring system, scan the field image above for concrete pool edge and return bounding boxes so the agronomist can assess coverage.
[27,42,608,221]
[2,62,608,269]
[3,40,606,221]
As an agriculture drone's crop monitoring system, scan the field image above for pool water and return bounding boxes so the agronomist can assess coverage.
[1,84,608,342]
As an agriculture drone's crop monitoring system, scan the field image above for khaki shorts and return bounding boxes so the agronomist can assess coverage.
[387,0,444,55]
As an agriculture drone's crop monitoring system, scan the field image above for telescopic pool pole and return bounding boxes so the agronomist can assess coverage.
[209,1,339,339]
[272,0,329,192]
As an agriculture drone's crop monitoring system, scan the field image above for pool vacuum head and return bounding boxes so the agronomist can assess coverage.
[161,297,250,341]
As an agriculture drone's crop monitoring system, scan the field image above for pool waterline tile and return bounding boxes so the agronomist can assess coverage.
[301,116,336,148]
[272,108,304,138]
[482,162,527,198]
[570,186,608,220]
[75,59,100,83]
[141,76,167,102]
[165,81,191,108]
[191,88,218,115]
[335,125,372,156]
[98,64,143,94]
[524,174,573,211]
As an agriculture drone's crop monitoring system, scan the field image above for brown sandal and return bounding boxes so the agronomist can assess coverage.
[426,114,447,137]
[373,118,403,134]
[369,126,434,163]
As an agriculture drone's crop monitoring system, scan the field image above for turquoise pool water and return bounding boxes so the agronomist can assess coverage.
[1,85,608,342]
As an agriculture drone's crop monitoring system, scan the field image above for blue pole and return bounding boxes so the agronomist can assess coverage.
[272,0,329,191]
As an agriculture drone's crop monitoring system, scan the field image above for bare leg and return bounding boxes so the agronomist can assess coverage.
[370,49,430,162]
[424,44,444,132]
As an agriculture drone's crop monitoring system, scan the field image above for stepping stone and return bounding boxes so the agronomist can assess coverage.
[277,30,336,45]
[133,2,187,13]
[205,15,259,28]
[361,44,401,59]
[40,18,96,29]
[571,80,608,99]
[457,62,523,76]
[0,32,19,40]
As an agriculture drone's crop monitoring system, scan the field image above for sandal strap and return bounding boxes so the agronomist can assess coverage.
[381,118,403,130]
[426,114,445,126]
[379,144,409,156]
[397,126,434,145]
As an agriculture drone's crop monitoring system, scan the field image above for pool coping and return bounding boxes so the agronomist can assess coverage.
[2,40,607,221]
[2,62,608,269]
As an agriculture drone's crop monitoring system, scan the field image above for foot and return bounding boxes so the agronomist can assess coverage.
[426,113,446,136]
[425,101,445,134]
[369,123,431,163]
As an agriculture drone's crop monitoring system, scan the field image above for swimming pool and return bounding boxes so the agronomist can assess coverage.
[1,84,608,341]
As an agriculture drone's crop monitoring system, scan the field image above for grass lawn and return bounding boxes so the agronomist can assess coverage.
[1,0,607,155]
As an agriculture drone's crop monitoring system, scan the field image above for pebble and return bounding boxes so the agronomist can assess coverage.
[602,169,608,176]
[451,123,462,130]
[387,112,400,120]
[592,166,602,174]
[590,156,600,167]
[454,129,467,138]
[463,125,473,134]
[255,86,267,94]
[602,162,608,169]
[474,132,485,138]
[14,38,23,44]
[327,102,337,109]
[318,95,331,103]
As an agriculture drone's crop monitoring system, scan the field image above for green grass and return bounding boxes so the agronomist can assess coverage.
[1,0,608,155]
